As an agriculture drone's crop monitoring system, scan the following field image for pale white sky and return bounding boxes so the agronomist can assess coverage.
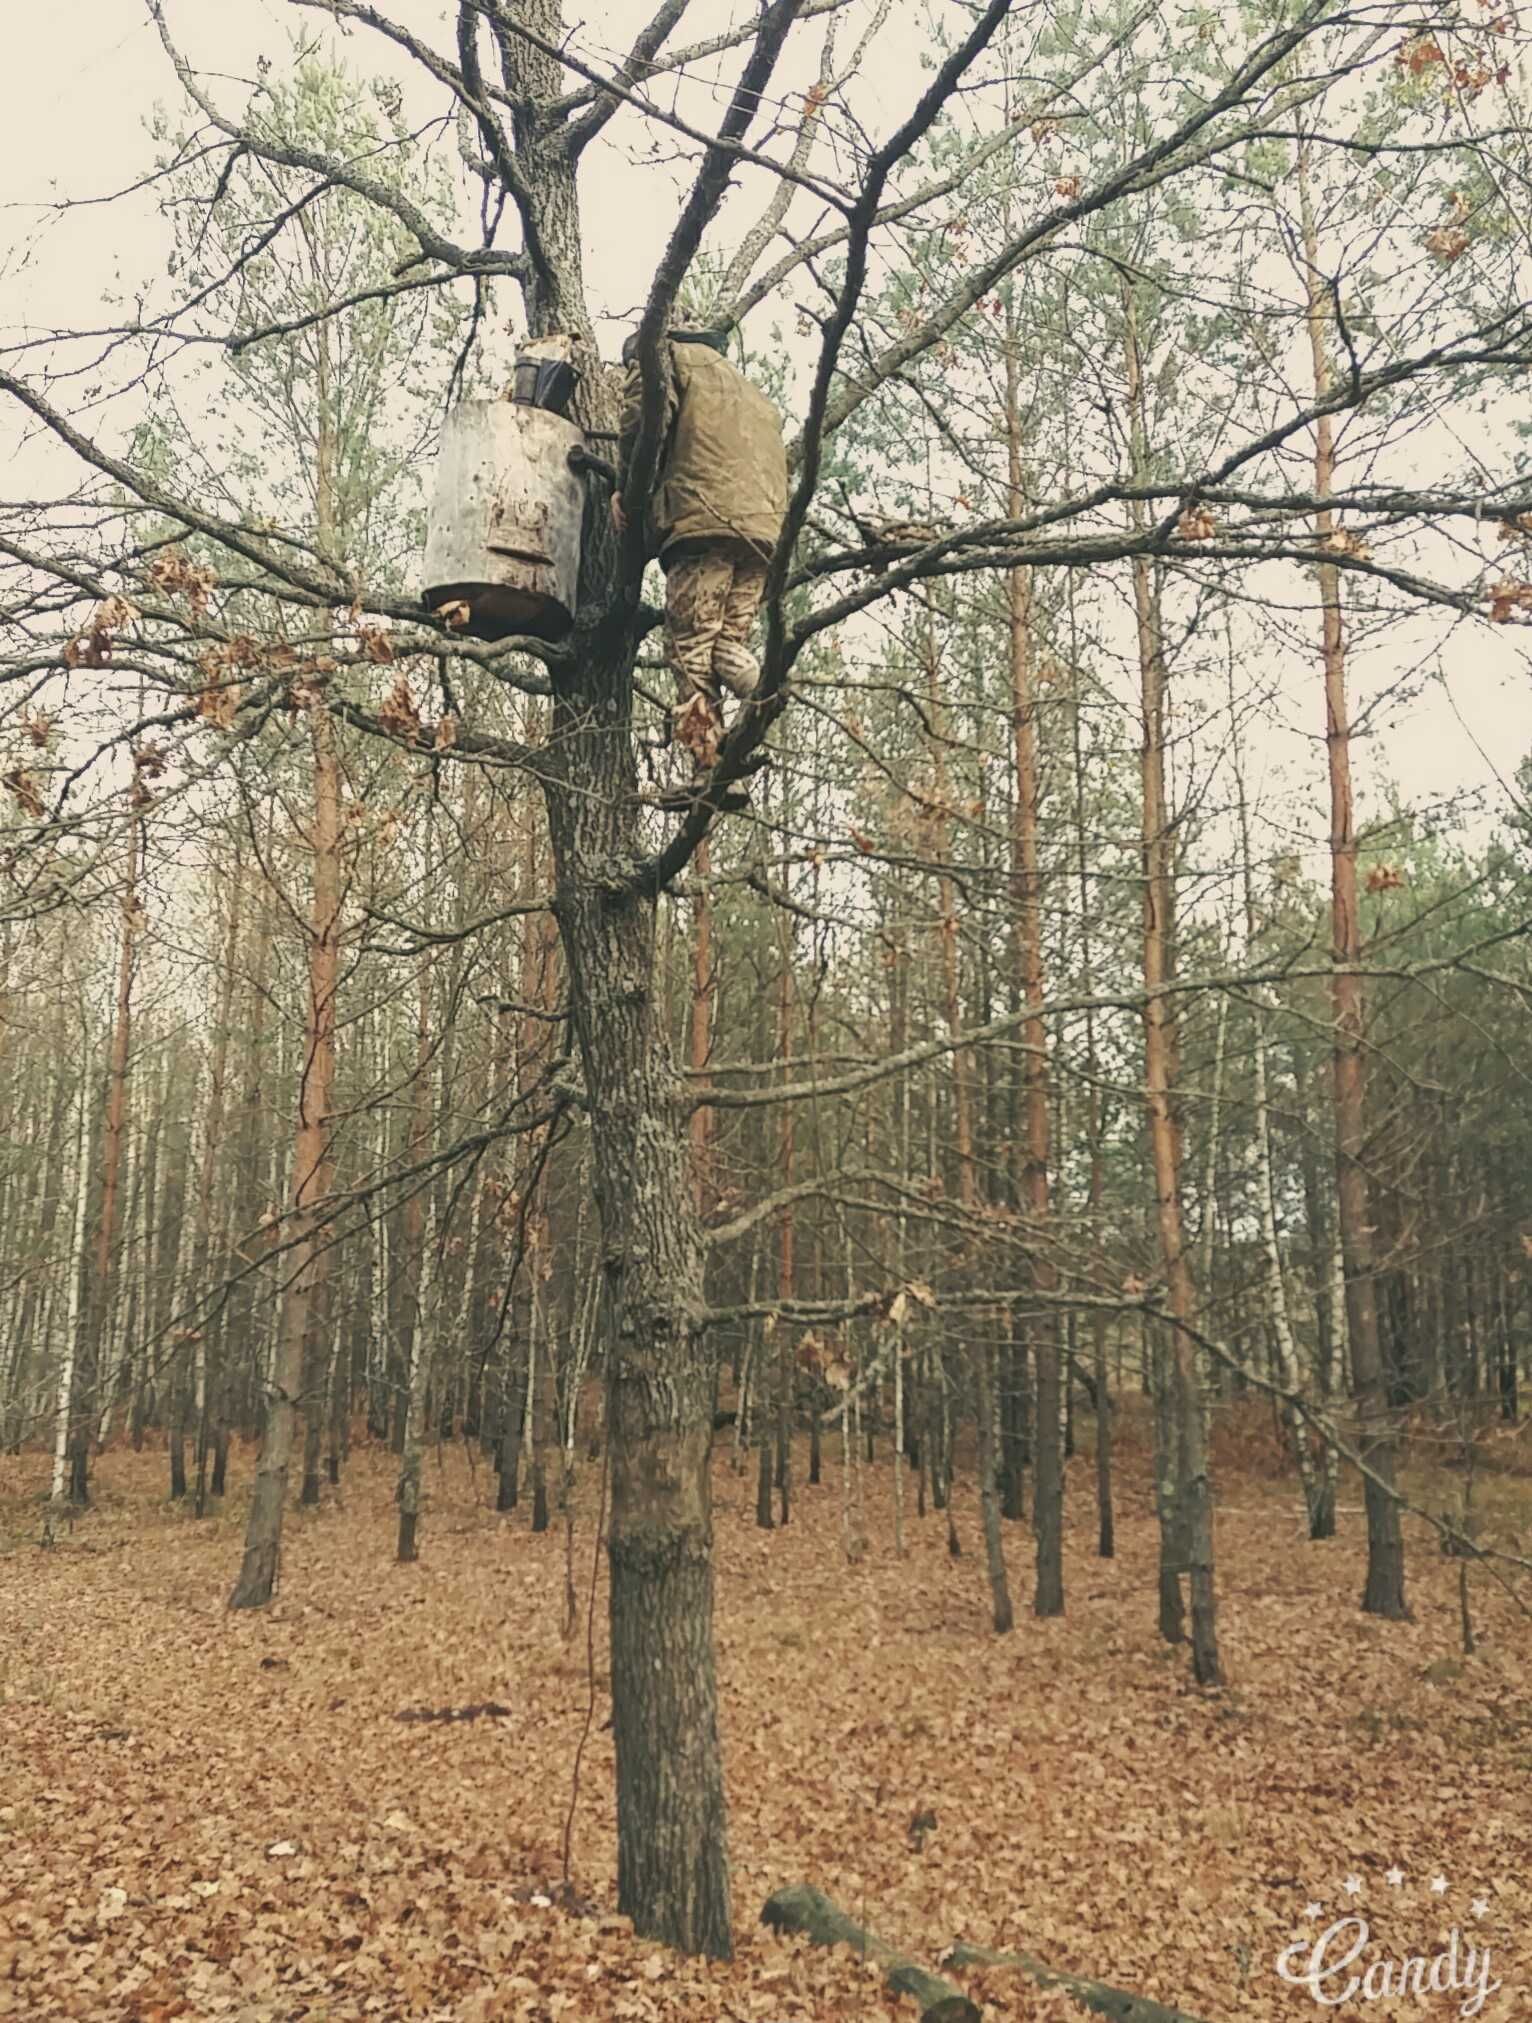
[3,0,1531,865]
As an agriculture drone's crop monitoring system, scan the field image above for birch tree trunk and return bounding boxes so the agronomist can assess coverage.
[1230,672,1329,1538]
[51,1057,92,1505]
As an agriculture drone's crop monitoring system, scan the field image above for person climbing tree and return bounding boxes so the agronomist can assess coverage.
[613,324,788,781]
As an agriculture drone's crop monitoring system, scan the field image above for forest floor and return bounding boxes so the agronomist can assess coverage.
[2,1414,1530,2023]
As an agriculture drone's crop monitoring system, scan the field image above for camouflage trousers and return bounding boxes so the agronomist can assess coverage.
[663,541,768,710]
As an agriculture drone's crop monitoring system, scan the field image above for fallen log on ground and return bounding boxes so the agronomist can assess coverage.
[759,1884,1210,2023]
[760,1884,979,2022]
[946,1941,1209,2023]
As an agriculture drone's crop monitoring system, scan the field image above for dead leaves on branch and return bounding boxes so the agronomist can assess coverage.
[1176,505,1218,542]
[1395,29,1508,105]
[344,602,396,666]
[1321,528,1372,561]
[129,740,169,812]
[672,691,723,772]
[63,595,138,671]
[1487,578,1532,623]
[195,634,259,730]
[871,1279,937,1330]
[378,675,424,744]
[1424,223,1471,264]
[145,548,217,617]
[4,770,47,820]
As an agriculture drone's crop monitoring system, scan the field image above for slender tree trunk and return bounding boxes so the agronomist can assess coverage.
[229,702,342,1609]
[689,839,714,1218]
[1230,672,1328,1538]
[1125,283,1220,1685]
[973,1335,1013,1633]
[397,872,438,1563]
[51,1059,92,1504]
[497,1336,528,1513]
[70,818,140,1502]
[920,616,1011,1629]
[192,849,242,1514]
[1299,138,1407,1620]
[1004,346,1062,1618]
[520,776,559,1537]
[775,885,795,1522]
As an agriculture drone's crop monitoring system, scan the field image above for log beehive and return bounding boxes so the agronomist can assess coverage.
[422,401,586,642]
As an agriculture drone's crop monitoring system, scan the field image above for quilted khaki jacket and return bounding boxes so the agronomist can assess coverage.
[619,340,788,561]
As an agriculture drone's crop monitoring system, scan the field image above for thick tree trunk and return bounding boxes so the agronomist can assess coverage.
[1299,139,1407,1620]
[543,636,731,1957]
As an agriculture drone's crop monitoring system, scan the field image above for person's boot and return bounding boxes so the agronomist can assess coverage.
[712,639,761,701]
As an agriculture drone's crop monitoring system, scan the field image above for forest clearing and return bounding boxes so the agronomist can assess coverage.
[5,1412,1531,2023]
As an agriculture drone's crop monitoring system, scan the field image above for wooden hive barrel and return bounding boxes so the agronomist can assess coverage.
[422,401,586,642]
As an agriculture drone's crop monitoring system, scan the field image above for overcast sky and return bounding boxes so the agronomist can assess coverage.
[4,0,1530,861]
